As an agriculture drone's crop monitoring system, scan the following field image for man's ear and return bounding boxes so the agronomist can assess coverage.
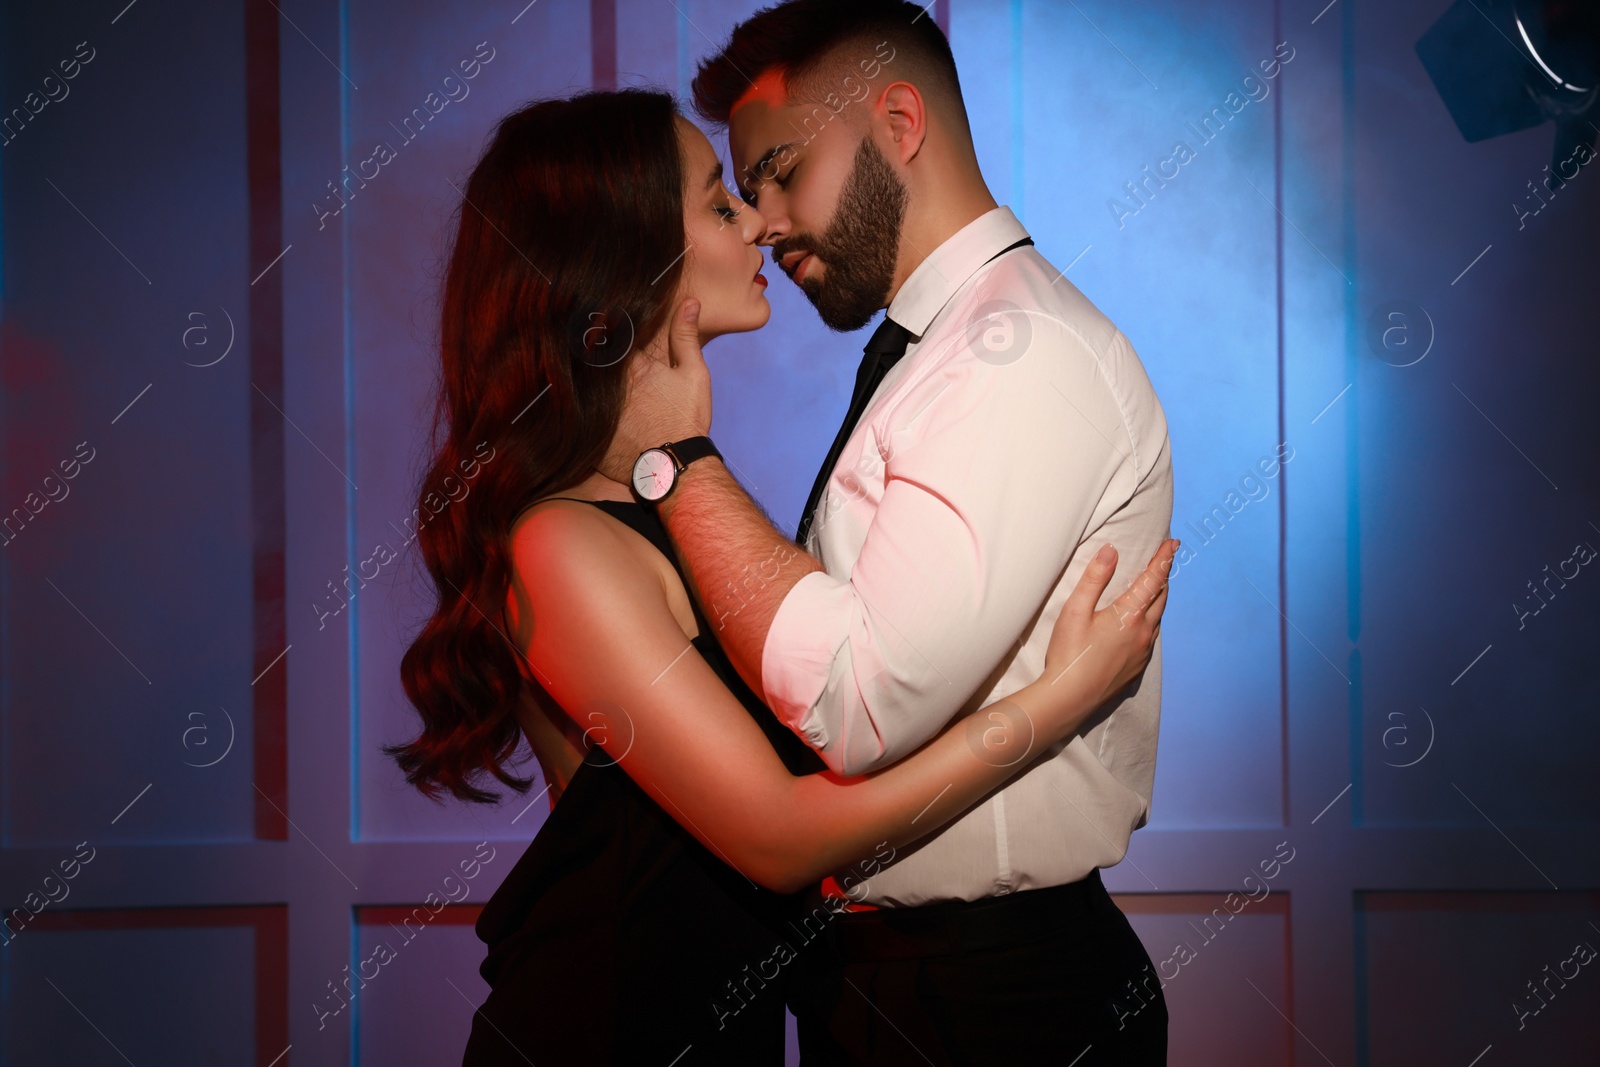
[878,81,927,164]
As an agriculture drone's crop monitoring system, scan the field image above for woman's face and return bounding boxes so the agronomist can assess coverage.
[674,115,770,340]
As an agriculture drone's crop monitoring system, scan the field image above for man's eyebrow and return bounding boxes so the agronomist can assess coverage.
[704,159,724,192]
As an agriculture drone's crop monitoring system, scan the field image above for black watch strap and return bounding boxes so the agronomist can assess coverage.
[664,435,720,470]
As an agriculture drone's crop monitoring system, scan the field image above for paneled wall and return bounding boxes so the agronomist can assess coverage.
[2,1,1595,1064]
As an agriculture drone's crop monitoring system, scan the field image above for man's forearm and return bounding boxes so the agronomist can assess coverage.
[656,458,823,703]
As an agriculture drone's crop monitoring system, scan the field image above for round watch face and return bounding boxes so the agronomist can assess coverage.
[632,448,676,501]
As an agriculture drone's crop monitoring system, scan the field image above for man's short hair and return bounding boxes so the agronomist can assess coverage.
[690,0,969,137]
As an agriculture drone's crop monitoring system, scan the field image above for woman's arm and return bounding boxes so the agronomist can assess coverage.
[511,502,1172,894]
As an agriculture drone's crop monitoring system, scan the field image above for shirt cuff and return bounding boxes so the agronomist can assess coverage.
[761,568,854,750]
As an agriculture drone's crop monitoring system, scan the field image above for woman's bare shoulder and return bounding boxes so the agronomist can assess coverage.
[509,497,684,612]
[511,497,639,580]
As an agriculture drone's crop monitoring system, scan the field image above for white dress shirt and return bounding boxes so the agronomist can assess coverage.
[761,206,1174,906]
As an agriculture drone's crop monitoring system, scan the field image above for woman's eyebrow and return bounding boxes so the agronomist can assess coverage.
[704,159,724,192]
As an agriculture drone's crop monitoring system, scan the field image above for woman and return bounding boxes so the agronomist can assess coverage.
[385,88,1176,1066]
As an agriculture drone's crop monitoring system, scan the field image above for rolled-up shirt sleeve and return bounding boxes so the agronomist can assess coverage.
[761,315,1140,777]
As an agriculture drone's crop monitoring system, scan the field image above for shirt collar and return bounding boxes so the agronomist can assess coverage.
[885,205,1031,339]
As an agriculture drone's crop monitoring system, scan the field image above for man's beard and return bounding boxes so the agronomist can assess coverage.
[789,135,908,333]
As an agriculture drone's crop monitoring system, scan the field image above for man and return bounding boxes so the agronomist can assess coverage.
[613,1,1173,1062]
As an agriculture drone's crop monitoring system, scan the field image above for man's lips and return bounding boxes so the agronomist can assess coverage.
[788,252,815,283]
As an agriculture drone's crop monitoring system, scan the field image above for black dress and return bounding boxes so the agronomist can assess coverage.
[461,498,829,1066]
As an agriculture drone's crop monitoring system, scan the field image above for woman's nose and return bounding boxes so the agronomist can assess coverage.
[745,207,770,244]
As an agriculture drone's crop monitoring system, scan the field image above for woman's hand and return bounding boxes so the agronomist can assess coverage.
[1036,538,1177,732]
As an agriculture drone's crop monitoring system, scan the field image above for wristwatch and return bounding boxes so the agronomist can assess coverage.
[631,436,721,503]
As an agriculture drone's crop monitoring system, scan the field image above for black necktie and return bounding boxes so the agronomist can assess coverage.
[794,315,910,547]
[794,234,1036,548]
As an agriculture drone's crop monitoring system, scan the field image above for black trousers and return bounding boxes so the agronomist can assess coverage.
[785,870,1168,1066]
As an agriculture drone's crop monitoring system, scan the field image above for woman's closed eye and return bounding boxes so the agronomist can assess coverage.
[716,186,749,220]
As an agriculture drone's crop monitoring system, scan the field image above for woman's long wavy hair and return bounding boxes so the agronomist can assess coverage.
[386,89,689,804]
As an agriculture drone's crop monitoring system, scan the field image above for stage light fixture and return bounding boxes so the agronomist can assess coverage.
[1416,0,1600,169]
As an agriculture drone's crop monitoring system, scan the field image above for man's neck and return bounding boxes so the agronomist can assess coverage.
[884,184,1001,309]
